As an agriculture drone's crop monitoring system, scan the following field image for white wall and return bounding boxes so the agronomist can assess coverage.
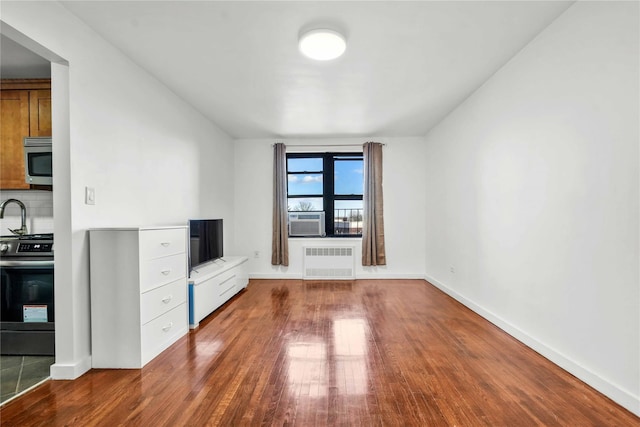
[2,2,234,378]
[234,137,426,279]
[423,1,639,414]
[197,128,236,254]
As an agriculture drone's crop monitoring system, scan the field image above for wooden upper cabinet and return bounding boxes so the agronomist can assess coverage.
[0,79,51,189]
[29,90,52,137]
[1,90,31,189]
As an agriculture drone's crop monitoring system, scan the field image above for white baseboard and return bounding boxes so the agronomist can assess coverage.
[249,273,302,280]
[424,274,640,417]
[50,355,92,380]
[248,273,425,280]
[355,273,425,280]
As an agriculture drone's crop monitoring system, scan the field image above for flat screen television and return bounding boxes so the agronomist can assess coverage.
[188,219,223,275]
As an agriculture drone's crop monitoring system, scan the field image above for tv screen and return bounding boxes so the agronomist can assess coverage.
[189,219,223,274]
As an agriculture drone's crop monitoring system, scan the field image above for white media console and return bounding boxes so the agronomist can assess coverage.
[188,256,249,328]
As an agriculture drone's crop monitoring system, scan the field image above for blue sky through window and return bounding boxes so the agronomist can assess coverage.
[287,157,324,196]
[287,158,322,172]
[334,160,363,195]
[288,174,323,195]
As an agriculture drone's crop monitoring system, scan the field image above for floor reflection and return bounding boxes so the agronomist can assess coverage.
[287,338,327,397]
[333,318,368,395]
[286,317,369,400]
[193,339,224,358]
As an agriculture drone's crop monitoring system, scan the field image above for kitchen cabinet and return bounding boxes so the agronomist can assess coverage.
[89,226,189,368]
[0,79,51,189]
[28,89,52,136]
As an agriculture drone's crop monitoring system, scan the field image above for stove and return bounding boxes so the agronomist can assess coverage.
[0,233,55,355]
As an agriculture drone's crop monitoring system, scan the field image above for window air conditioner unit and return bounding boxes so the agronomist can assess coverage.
[289,212,326,237]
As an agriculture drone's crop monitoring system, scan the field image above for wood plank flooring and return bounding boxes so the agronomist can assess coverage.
[1,279,637,426]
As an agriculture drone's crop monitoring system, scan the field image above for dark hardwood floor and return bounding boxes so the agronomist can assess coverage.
[1,279,637,426]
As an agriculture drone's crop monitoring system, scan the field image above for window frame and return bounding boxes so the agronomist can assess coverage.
[286,152,363,237]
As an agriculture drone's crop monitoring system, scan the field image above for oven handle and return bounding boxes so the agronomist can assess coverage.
[0,260,55,267]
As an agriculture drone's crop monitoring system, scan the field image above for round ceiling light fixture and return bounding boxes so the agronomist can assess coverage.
[298,29,346,61]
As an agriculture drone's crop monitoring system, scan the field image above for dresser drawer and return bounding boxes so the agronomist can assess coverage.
[140,253,186,292]
[141,303,187,365]
[140,228,186,260]
[140,278,186,325]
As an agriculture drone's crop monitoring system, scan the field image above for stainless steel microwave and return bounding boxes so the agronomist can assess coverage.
[23,137,53,185]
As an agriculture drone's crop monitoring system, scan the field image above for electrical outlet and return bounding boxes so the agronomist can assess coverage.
[85,187,96,205]
[450,266,455,273]
[254,250,260,258]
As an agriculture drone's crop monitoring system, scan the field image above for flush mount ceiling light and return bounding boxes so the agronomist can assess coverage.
[298,29,346,61]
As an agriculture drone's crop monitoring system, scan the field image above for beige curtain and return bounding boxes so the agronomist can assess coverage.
[271,143,289,266]
[362,142,386,266]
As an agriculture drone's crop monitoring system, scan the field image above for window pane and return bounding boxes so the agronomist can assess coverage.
[334,200,363,235]
[288,157,323,172]
[334,200,363,221]
[288,173,323,195]
[334,160,363,195]
[288,197,323,212]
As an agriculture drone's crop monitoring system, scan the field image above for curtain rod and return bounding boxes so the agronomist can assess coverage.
[272,143,386,147]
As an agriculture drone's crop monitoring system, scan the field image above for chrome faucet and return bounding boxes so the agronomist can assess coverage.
[0,199,28,236]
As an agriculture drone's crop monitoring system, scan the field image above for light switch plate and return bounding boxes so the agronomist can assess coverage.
[85,186,96,205]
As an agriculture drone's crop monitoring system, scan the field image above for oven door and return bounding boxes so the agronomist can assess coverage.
[0,262,55,355]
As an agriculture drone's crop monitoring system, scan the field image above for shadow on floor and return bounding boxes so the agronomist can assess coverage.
[1,355,54,404]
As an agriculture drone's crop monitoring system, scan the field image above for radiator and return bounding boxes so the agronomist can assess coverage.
[303,246,355,279]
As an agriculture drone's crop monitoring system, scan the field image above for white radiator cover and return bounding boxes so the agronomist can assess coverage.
[303,246,356,279]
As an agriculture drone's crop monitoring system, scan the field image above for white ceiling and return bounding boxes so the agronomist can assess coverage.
[57,1,573,139]
[0,34,51,79]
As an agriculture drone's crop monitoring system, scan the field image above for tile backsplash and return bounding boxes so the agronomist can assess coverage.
[0,190,53,235]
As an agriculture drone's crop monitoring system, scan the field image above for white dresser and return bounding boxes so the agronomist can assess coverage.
[89,226,189,368]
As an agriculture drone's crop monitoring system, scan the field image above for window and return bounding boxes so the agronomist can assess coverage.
[287,152,363,237]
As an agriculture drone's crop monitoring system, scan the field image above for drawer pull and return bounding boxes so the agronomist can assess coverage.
[162,322,173,332]
[161,295,173,304]
[161,269,171,275]
[219,274,236,286]
[160,242,171,247]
